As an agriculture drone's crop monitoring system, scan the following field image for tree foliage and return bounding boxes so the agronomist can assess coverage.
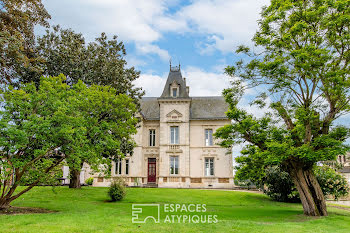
[0,76,138,209]
[216,0,350,216]
[23,25,144,103]
[0,0,50,84]
[19,25,144,187]
[19,164,63,186]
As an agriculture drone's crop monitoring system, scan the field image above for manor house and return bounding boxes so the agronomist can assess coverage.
[92,65,234,188]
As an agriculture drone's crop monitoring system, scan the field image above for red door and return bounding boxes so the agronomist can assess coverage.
[147,158,156,183]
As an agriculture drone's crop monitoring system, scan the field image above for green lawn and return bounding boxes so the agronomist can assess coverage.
[0,187,350,232]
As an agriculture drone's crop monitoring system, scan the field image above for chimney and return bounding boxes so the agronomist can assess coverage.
[183,77,189,94]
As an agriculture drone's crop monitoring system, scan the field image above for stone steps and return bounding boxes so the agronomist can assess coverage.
[142,183,158,188]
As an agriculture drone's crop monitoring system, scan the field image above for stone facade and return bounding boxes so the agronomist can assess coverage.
[337,153,350,184]
[93,65,234,188]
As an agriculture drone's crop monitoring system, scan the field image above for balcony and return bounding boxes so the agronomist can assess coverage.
[166,145,183,153]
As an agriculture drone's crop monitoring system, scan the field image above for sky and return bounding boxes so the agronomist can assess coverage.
[38,0,269,97]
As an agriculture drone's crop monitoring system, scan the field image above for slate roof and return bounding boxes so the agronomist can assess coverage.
[160,66,190,98]
[190,97,229,120]
[140,97,229,120]
[140,97,160,120]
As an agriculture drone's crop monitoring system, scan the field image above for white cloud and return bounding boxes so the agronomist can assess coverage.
[42,0,186,61]
[82,0,163,42]
[134,74,167,97]
[135,44,170,62]
[178,0,269,53]
[182,66,231,96]
[125,55,147,68]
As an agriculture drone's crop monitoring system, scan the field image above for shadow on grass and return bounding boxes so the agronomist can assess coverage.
[0,206,57,215]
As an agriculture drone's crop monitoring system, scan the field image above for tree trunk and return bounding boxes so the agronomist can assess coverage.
[69,168,81,189]
[288,164,327,216]
[0,199,10,210]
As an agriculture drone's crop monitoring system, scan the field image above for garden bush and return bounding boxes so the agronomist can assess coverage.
[315,166,349,200]
[85,177,94,185]
[263,165,349,202]
[108,178,126,201]
[264,166,300,202]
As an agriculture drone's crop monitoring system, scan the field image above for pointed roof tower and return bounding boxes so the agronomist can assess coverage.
[159,63,190,99]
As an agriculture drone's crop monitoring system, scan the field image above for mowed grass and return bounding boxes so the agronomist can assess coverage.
[0,187,350,232]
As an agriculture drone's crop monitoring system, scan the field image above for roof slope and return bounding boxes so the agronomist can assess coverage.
[140,96,229,120]
[140,97,160,120]
[190,97,229,120]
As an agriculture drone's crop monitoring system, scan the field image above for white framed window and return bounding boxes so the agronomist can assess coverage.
[170,156,179,175]
[205,158,214,176]
[149,129,156,147]
[172,88,178,97]
[170,126,179,144]
[125,159,129,175]
[115,158,122,175]
[205,129,213,146]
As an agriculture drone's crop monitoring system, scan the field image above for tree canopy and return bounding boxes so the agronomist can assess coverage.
[0,0,50,84]
[216,0,350,216]
[0,76,138,209]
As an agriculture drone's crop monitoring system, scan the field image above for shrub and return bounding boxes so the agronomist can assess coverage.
[315,166,349,200]
[264,165,349,202]
[264,166,300,202]
[108,178,126,201]
[85,177,94,185]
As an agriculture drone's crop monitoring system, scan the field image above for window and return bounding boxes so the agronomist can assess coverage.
[149,129,156,147]
[205,129,213,146]
[172,88,178,97]
[125,159,129,175]
[115,158,122,175]
[170,156,179,175]
[170,126,179,144]
[205,158,214,176]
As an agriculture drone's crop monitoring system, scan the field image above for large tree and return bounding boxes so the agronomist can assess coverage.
[22,26,144,187]
[216,0,350,216]
[0,76,137,209]
[0,0,50,84]
[24,25,143,102]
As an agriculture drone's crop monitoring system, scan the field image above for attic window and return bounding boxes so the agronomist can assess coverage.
[172,88,178,97]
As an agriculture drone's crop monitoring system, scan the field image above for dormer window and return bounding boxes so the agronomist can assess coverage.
[172,88,178,97]
[170,81,179,98]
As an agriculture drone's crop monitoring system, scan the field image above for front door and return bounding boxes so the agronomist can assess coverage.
[147,158,156,183]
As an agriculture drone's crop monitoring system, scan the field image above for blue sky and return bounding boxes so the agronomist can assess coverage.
[38,0,269,97]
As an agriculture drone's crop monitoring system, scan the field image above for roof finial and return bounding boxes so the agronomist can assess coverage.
[169,58,172,71]
[179,62,180,70]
